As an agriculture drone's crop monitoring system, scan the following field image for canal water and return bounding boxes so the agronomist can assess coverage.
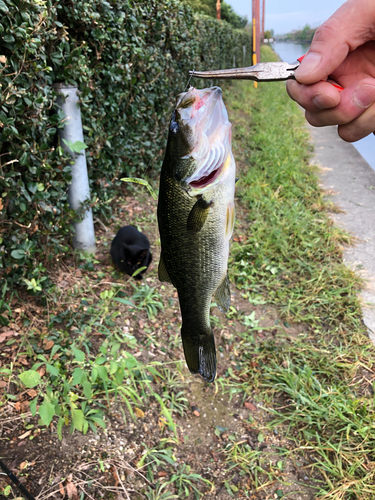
[271,41,375,171]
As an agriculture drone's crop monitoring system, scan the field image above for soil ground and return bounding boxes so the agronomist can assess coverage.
[0,180,320,500]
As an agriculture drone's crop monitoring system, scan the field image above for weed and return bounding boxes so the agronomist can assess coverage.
[131,283,164,319]
[165,463,213,499]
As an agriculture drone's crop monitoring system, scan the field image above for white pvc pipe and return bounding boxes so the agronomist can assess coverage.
[55,84,96,253]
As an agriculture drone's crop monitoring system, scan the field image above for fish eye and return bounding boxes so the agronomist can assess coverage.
[170,120,179,134]
[169,110,180,134]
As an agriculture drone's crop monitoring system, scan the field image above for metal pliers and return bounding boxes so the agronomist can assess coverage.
[189,55,343,91]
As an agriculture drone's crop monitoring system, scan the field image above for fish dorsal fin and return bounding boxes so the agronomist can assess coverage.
[158,253,172,284]
[187,195,213,233]
[214,271,231,313]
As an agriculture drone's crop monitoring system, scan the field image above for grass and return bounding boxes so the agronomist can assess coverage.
[219,45,375,498]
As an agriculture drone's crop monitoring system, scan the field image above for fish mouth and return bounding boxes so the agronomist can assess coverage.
[177,87,231,193]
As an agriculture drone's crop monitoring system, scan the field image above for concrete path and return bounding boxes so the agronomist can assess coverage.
[307,124,375,343]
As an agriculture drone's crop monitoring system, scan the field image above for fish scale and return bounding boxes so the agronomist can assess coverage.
[157,86,236,382]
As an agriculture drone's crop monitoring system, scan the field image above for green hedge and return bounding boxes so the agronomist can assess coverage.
[0,0,252,293]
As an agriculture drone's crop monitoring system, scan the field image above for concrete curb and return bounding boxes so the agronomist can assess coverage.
[307,124,375,343]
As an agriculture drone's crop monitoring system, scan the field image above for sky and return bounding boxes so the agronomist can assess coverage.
[227,0,347,35]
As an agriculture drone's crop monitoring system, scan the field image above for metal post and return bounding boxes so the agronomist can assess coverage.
[252,0,257,88]
[261,0,265,45]
[255,0,261,63]
[54,84,96,253]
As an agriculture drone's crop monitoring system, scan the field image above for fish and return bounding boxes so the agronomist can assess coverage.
[157,86,236,382]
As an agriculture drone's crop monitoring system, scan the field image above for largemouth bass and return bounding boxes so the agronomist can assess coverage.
[157,86,236,382]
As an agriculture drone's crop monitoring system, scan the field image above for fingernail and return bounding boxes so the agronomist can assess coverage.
[312,94,336,109]
[295,52,322,78]
[354,85,375,108]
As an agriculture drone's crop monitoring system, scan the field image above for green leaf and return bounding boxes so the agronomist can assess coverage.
[11,249,26,259]
[3,34,14,43]
[39,400,55,426]
[46,363,59,377]
[72,347,85,362]
[71,140,88,152]
[82,380,92,399]
[29,398,38,416]
[57,416,64,440]
[62,138,88,153]
[72,367,86,385]
[27,182,37,194]
[19,370,41,388]
[72,408,84,432]
[97,365,108,382]
[91,366,98,382]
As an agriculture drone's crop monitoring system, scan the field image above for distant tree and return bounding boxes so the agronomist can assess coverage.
[186,0,247,29]
[264,29,274,39]
[221,2,248,29]
[185,0,215,17]
[280,24,316,42]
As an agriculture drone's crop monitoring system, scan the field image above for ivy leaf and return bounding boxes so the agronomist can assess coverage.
[62,139,88,153]
[0,0,9,13]
[11,249,26,259]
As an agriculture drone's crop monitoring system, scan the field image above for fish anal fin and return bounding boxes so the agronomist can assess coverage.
[158,253,172,284]
[187,195,213,233]
[214,271,231,313]
[181,326,216,383]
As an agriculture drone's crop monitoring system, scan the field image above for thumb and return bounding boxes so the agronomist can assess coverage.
[295,0,375,84]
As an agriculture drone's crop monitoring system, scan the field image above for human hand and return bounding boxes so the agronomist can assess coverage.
[286,0,375,142]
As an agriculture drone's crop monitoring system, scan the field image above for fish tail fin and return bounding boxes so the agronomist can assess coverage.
[181,325,216,383]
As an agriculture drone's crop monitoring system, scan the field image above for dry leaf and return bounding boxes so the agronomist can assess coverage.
[20,461,28,470]
[21,401,30,411]
[244,402,257,411]
[134,407,144,418]
[157,471,168,477]
[0,56,6,64]
[0,381,7,388]
[0,330,15,342]
[37,366,46,377]
[27,389,37,397]
[59,483,65,496]
[66,480,78,500]
[44,340,54,350]
[193,410,200,417]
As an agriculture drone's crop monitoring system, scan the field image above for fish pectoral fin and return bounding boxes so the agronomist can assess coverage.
[158,253,172,284]
[214,271,231,313]
[186,195,213,233]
